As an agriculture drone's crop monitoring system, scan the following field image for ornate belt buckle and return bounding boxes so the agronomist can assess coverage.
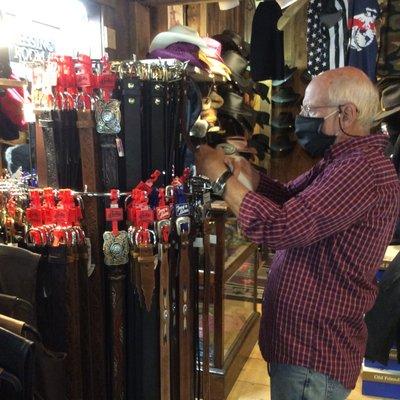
[103,230,129,266]
[95,99,122,135]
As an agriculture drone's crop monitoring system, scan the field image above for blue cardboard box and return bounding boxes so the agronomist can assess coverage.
[362,364,400,399]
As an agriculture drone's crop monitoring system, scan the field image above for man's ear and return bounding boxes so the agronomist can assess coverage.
[340,103,357,125]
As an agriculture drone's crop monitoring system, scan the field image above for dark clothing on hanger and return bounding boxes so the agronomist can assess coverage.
[250,0,285,81]
[347,0,380,81]
[365,251,400,365]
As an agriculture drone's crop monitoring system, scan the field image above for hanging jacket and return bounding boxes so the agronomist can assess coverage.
[365,251,400,365]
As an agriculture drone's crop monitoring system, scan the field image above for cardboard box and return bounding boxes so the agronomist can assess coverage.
[362,364,400,399]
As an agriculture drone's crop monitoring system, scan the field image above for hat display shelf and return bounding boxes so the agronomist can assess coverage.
[270,67,299,158]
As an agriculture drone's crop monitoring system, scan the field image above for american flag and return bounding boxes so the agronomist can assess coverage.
[307,0,349,76]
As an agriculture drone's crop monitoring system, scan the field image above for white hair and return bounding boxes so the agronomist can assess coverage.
[326,71,379,129]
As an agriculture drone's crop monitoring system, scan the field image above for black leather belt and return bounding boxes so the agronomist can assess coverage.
[95,99,122,191]
[38,111,59,188]
[123,78,143,189]
[150,82,167,184]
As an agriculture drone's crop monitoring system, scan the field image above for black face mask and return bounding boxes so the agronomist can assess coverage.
[295,115,336,158]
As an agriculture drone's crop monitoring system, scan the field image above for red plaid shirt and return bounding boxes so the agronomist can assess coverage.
[239,134,400,389]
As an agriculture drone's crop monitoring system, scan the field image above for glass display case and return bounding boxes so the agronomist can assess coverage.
[207,201,261,399]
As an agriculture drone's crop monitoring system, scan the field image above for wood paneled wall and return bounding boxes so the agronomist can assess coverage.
[87,0,254,60]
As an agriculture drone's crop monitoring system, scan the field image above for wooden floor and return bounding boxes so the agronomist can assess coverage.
[226,343,391,400]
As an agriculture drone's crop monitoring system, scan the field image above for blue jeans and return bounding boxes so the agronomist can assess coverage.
[269,363,351,400]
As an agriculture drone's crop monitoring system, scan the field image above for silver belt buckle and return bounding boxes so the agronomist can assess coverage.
[103,230,129,265]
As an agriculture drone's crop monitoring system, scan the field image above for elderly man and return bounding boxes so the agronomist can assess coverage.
[196,67,400,400]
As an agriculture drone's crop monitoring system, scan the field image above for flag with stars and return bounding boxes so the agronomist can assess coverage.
[307,0,349,77]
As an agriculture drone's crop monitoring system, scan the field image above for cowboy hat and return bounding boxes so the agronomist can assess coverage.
[374,83,400,121]
[148,42,206,70]
[219,0,240,11]
[149,25,207,53]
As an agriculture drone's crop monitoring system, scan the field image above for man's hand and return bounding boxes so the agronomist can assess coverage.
[225,156,260,191]
[195,145,228,181]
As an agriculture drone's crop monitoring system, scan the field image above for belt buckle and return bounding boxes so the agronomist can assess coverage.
[103,230,129,266]
[134,228,157,246]
[176,216,190,236]
[157,219,171,242]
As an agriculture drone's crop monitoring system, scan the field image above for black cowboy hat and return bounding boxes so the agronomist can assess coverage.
[272,65,297,87]
[219,90,256,130]
[213,30,250,59]
[270,132,295,157]
[374,82,400,121]
[223,50,253,92]
[272,86,301,105]
[271,112,295,130]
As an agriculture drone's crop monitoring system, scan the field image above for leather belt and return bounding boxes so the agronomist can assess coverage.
[138,243,156,312]
[202,218,212,400]
[34,113,48,187]
[178,227,193,400]
[38,111,59,188]
[95,99,122,191]
[158,223,171,400]
[77,243,93,400]
[41,245,83,400]
[150,82,167,184]
[107,262,127,399]
[103,230,129,399]
[76,110,107,400]
[123,78,143,189]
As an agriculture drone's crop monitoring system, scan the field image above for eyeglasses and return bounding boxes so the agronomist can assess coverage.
[299,104,338,117]
[300,103,359,117]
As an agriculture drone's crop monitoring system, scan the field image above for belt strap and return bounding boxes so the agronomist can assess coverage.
[38,111,59,188]
[179,231,193,400]
[123,78,143,188]
[100,135,119,191]
[150,82,167,184]
[202,218,212,400]
[159,241,171,400]
[103,230,129,399]
[77,111,101,191]
[34,114,48,187]
[138,244,156,312]
[95,99,121,191]
[107,264,127,399]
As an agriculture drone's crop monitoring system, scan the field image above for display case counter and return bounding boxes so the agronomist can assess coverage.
[207,202,261,399]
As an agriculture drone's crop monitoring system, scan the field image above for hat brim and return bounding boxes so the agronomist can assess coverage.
[272,68,297,87]
[271,120,294,130]
[149,31,207,53]
[271,93,301,104]
[374,105,400,122]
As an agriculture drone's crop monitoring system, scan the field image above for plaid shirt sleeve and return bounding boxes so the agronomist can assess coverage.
[241,156,377,249]
[257,165,321,204]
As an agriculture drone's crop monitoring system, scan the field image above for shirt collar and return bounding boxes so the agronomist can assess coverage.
[325,133,389,160]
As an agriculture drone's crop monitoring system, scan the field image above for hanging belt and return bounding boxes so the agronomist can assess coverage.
[138,243,157,312]
[103,230,129,400]
[123,78,143,189]
[34,113,48,187]
[176,217,193,400]
[43,245,83,400]
[77,243,93,400]
[38,111,59,188]
[158,221,171,400]
[150,82,167,184]
[76,110,108,400]
[202,218,212,400]
[50,110,65,187]
[95,99,121,191]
